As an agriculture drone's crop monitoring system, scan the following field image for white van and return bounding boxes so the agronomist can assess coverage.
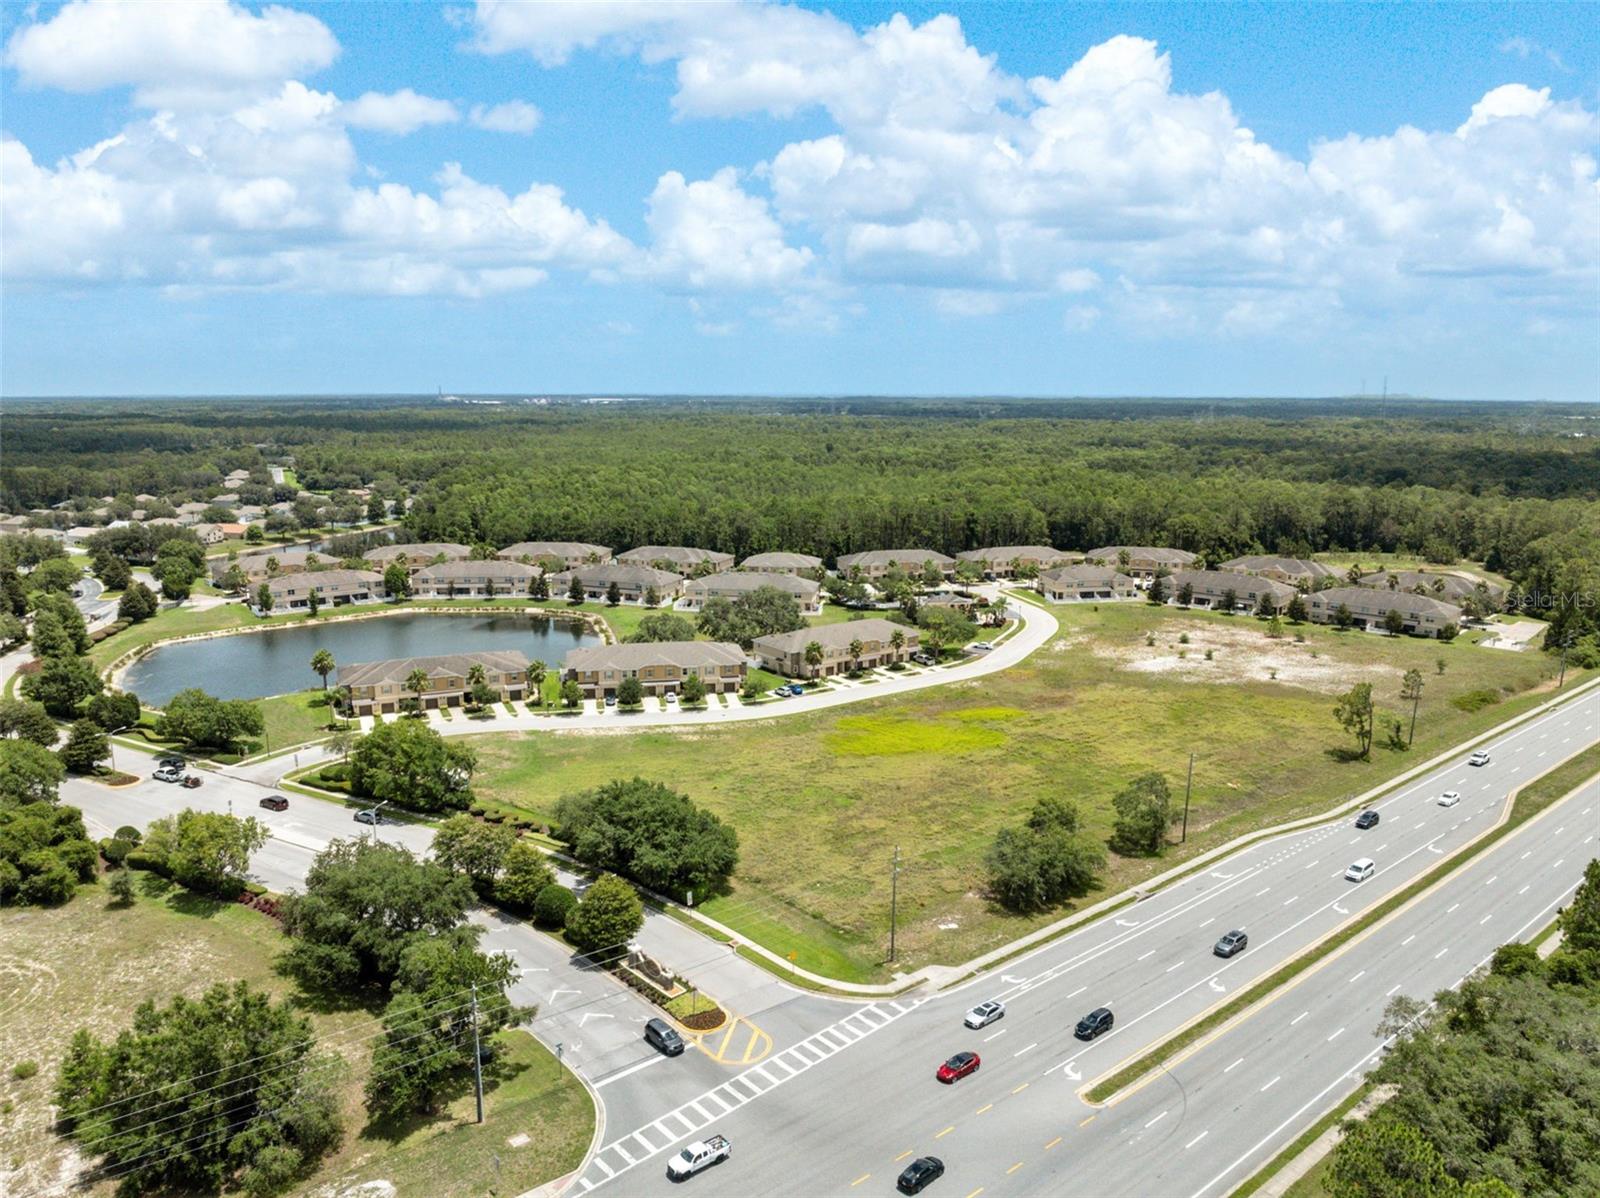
[1345,858,1376,882]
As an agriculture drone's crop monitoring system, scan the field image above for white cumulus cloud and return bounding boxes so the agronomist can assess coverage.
[341,89,460,135]
[469,100,543,134]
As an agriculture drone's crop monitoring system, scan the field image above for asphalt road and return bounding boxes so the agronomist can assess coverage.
[570,684,1600,1197]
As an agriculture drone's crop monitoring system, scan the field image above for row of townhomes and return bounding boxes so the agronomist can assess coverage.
[1038,565,1140,602]
[835,549,954,580]
[562,641,747,699]
[956,545,1077,577]
[260,569,385,611]
[337,650,531,716]
[1304,586,1461,636]
[753,617,919,677]
[550,562,683,604]
[680,571,823,613]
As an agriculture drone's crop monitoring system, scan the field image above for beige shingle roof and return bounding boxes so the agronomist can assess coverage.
[336,649,530,689]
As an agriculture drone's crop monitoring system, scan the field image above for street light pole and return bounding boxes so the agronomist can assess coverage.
[471,983,484,1124]
[1181,753,1194,843]
[888,845,901,964]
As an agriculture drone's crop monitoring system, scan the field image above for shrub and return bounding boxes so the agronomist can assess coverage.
[533,883,577,928]
[318,763,349,783]
[12,1060,38,1080]
[114,825,142,844]
[1451,688,1502,713]
[101,838,135,866]
[125,848,170,877]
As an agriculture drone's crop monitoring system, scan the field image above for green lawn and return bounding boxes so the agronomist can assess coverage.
[470,603,1582,980]
[90,603,257,668]
[257,689,345,753]
[0,879,593,1198]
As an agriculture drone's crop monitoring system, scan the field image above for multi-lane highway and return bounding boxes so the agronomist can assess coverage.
[61,678,1598,1198]
[567,682,1599,1197]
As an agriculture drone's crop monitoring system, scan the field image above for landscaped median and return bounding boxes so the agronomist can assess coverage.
[1080,737,1600,1107]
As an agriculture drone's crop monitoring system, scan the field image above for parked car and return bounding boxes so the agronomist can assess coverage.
[1468,750,1491,766]
[1213,929,1248,958]
[644,1018,685,1057]
[157,756,186,770]
[1437,790,1461,807]
[963,1000,1005,1029]
[664,691,678,704]
[152,767,183,783]
[604,695,617,708]
[1345,858,1376,882]
[259,795,289,812]
[354,808,381,825]
[897,1156,945,1195]
[1075,1007,1114,1040]
[912,653,936,666]
[1354,810,1380,829]
[969,641,994,652]
[936,1051,980,1083]
[665,1134,731,1181]
[180,775,203,789]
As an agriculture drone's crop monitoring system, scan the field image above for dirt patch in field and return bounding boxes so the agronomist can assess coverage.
[1088,619,1393,693]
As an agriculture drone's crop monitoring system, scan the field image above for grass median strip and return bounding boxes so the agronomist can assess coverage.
[1084,739,1600,1105]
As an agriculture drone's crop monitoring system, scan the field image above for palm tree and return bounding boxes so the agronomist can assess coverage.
[803,640,825,678]
[848,637,864,673]
[310,648,336,691]
[466,662,489,710]
[889,628,906,661]
[1345,564,1362,585]
[405,667,430,713]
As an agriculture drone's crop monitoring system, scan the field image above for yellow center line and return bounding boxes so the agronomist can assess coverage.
[965,1189,985,1198]
[894,1150,914,1162]
[1012,1082,1029,1094]
[1007,1162,1024,1175]
[1080,1114,1097,1128]
[850,1174,871,1187]
[935,1125,955,1139]
[976,1103,993,1114]
[1045,1136,1063,1150]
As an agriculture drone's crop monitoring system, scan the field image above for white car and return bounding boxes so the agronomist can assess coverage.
[664,692,678,704]
[1437,790,1461,807]
[1468,750,1491,767]
[969,641,994,652]
[963,1000,1006,1029]
[1345,858,1376,882]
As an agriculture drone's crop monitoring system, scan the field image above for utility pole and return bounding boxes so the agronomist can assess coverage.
[888,845,901,963]
[470,983,484,1124]
[1557,636,1571,689]
[1181,753,1194,843]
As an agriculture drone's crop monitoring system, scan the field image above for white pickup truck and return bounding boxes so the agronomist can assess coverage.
[665,1135,732,1181]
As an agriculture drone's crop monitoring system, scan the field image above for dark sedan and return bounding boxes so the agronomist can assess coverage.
[1354,810,1379,829]
[897,1156,945,1194]
[1075,1007,1114,1040]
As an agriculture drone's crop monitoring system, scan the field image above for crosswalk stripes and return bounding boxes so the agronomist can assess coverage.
[577,998,927,1191]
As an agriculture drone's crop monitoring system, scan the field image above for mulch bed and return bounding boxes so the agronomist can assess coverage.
[678,1008,727,1032]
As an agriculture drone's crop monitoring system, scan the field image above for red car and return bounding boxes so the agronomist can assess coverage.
[936,1051,980,1083]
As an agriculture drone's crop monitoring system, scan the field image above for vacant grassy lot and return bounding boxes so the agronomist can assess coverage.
[472,603,1582,980]
[0,881,592,1198]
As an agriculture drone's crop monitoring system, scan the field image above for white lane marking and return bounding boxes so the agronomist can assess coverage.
[984,1029,1008,1043]
[1486,876,1498,885]
[1254,887,1272,897]
[1554,859,1565,869]
[1223,1057,1244,1073]
[1138,950,1156,962]
[1401,934,1416,946]
[1199,917,1216,929]
[1146,1110,1169,1129]
[1013,1042,1038,1058]
[1166,961,1185,973]
[1067,986,1087,999]
[1518,884,1531,895]
[1290,1011,1308,1026]
[1261,1076,1280,1092]
[1385,984,1402,996]
[1283,895,1299,906]
[1434,948,1448,959]
[594,1053,668,1088]
[1479,914,1492,925]
[1521,850,1532,860]
[1446,903,1460,913]
[1187,1131,1209,1150]
[1327,1027,1345,1042]
[1349,970,1365,983]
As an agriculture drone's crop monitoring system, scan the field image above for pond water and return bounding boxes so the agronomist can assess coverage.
[121,611,600,705]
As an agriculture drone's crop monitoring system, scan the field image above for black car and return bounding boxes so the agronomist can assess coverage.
[897,1156,945,1195]
[259,795,289,812]
[1075,1007,1114,1040]
[1213,929,1248,958]
[1354,810,1379,829]
[157,756,186,770]
[644,1017,685,1057]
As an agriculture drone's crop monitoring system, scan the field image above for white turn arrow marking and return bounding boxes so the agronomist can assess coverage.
[579,1012,615,1027]
[1332,903,1349,915]
[1428,844,1444,854]
[1209,977,1225,993]
[1209,871,1234,880]
[549,987,581,1003]
[1001,975,1028,985]
[1062,1061,1082,1081]
[1115,919,1139,928]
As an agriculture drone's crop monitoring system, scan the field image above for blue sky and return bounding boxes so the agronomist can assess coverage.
[2,1,1596,399]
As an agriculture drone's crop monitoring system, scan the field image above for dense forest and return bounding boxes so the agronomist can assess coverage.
[4,397,1597,645]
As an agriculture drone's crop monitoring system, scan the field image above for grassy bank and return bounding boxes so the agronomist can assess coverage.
[471,602,1580,978]
[0,880,592,1197]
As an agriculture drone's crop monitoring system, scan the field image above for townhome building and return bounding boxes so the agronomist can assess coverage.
[1037,565,1139,602]
[259,569,385,612]
[1306,587,1461,637]
[562,641,746,700]
[680,571,822,614]
[547,562,684,605]
[413,559,537,598]
[362,543,472,574]
[1354,570,1499,607]
[753,617,919,678]
[337,649,530,716]
[174,502,210,525]
[1082,546,1198,579]
[211,548,341,584]
[1166,569,1298,612]
[1218,555,1338,589]
[499,541,614,569]
[956,546,1078,578]
[616,545,736,574]
[736,551,822,575]
[189,523,228,545]
[223,469,252,486]
[834,549,955,581]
